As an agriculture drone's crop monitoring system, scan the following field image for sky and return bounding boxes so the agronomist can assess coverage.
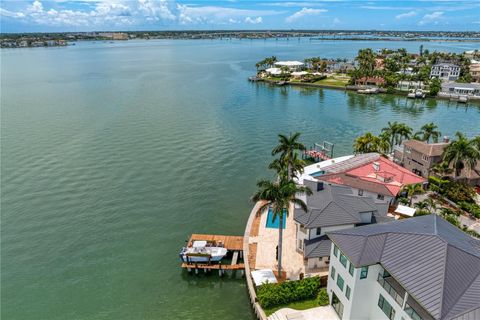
[0,0,479,33]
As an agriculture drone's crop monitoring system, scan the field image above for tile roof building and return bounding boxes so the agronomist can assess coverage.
[315,153,426,204]
[326,215,480,320]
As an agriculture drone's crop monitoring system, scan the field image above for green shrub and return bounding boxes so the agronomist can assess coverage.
[459,202,480,218]
[317,288,329,306]
[257,276,321,309]
[428,176,449,187]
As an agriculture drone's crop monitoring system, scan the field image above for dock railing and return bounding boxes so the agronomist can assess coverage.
[243,201,268,320]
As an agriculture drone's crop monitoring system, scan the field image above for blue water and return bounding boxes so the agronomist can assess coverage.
[266,208,287,229]
[310,170,325,177]
[2,38,480,320]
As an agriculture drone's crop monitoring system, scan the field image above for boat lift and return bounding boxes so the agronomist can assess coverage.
[303,140,334,162]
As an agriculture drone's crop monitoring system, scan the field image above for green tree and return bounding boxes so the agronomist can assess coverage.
[356,48,376,76]
[402,183,424,206]
[271,133,307,180]
[252,178,311,276]
[429,78,442,96]
[443,132,480,178]
[416,122,441,143]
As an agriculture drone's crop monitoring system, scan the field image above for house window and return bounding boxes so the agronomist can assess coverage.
[336,274,344,291]
[316,227,321,236]
[405,303,423,320]
[345,285,351,300]
[339,253,348,268]
[333,245,338,257]
[349,262,354,276]
[331,266,336,280]
[358,189,364,196]
[377,194,385,200]
[378,295,396,320]
[360,266,369,279]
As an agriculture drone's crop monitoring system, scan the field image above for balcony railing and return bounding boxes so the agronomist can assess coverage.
[377,274,404,307]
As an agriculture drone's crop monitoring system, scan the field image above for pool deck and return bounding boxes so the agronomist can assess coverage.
[250,202,306,280]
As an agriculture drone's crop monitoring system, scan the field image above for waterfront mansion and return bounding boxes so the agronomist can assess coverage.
[294,179,390,273]
[326,215,480,320]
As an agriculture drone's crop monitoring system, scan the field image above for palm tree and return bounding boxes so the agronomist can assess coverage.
[269,154,306,180]
[271,133,307,179]
[382,121,399,152]
[431,161,454,178]
[402,183,424,206]
[416,123,441,143]
[443,132,480,178]
[396,123,413,145]
[356,48,376,76]
[252,178,312,276]
[353,132,379,154]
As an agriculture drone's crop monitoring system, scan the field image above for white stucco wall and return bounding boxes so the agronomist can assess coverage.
[327,242,416,320]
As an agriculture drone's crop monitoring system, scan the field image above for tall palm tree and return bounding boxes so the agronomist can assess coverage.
[443,132,480,178]
[382,121,399,152]
[271,133,307,179]
[353,132,379,154]
[416,123,441,143]
[396,123,413,145]
[402,183,424,206]
[252,178,312,276]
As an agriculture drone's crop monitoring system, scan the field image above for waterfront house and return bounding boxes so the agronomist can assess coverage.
[440,82,480,97]
[326,214,480,320]
[430,63,460,81]
[315,153,426,205]
[274,61,304,72]
[469,63,480,82]
[265,67,282,76]
[355,76,386,87]
[294,179,389,274]
[396,81,425,92]
[395,139,480,186]
[393,139,449,177]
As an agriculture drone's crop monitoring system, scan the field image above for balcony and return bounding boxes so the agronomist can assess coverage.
[377,274,405,307]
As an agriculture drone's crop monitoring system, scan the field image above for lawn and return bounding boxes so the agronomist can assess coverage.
[314,76,350,87]
[263,297,319,316]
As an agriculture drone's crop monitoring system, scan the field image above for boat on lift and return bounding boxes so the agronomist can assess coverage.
[179,240,228,263]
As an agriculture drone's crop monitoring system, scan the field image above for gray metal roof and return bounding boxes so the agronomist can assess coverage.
[327,215,480,320]
[294,180,388,228]
[304,236,332,258]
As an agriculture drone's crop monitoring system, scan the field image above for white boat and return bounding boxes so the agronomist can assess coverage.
[179,240,228,263]
[407,90,416,99]
[415,90,426,99]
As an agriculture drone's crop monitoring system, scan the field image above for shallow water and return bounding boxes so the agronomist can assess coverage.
[2,39,480,320]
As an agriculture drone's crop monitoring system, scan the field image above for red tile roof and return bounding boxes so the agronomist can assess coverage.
[317,154,425,197]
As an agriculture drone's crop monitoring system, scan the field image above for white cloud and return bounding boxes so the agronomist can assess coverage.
[0,0,280,27]
[177,5,279,25]
[245,16,262,24]
[418,11,444,25]
[395,11,417,19]
[285,7,327,23]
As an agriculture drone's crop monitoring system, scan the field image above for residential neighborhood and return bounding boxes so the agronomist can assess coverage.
[254,48,480,102]
[246,131,480,320]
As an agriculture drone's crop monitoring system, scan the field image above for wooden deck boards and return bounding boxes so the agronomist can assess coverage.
[188,234,244,251]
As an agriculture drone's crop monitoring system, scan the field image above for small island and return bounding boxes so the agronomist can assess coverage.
[252,47,480,103]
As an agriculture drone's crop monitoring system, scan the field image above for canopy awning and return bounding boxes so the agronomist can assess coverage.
[251,269,278,286]
[394,205,416,217]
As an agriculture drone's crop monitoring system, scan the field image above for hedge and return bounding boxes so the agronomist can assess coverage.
[257,276,321,309]
[317,288,329,306]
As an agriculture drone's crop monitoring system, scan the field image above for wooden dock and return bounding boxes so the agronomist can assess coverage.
[187,233,244,251]
[181,234,245,276]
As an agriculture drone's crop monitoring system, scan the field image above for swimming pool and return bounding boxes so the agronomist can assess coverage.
[266,208,287,229]
[310,170,325,177]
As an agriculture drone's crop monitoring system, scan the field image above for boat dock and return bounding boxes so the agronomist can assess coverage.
[181,234,245,276]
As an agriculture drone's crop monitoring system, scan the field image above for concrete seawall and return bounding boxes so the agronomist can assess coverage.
[243,201,268,320]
